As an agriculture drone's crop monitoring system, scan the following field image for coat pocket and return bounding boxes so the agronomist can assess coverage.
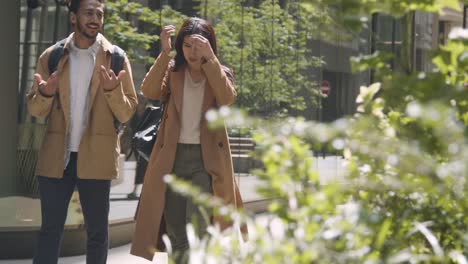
[36,132,66,176]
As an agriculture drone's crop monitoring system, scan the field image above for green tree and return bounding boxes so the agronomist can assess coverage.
[199,0,327,116]
[104,0,186,64]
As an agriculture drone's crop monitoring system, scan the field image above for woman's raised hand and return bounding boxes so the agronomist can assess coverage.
[160,25,176,54]
[190,34,215,62]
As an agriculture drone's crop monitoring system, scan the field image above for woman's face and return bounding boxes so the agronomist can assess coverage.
[182,35,202,69]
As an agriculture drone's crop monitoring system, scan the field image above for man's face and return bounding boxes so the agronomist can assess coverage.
[70,0,104,40]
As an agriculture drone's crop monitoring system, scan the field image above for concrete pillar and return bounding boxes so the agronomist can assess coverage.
[0,0,20,197]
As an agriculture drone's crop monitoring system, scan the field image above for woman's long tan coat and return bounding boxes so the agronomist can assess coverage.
[130,53,245,261]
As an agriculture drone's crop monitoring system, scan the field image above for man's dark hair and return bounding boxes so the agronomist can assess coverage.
[68,0,104,14]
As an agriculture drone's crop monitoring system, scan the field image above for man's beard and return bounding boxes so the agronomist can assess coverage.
[76,21,99,40]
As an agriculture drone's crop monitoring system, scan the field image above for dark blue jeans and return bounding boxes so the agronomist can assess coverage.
[33,152,111,264]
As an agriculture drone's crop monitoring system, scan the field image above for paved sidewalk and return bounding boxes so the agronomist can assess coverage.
[0,214,276,264]
[0,244,167,264]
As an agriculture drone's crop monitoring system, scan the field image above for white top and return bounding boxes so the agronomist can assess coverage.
[67,34,101,152]
[178,69,206,144]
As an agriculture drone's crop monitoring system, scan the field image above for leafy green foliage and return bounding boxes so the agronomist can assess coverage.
[104,0,186,64]
[302,0,461,32]
[200,0,325,116]
[177,96,466,263]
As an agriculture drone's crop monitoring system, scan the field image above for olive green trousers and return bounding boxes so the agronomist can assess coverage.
[164,143,212,263]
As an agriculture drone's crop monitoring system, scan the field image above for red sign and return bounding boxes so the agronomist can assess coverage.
[320,80,330,95]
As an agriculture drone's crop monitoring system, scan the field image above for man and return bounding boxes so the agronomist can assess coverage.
[26,0,137,263]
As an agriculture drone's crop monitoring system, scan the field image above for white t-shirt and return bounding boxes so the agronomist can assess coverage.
[178,69,206,144]
[67,34,100,151]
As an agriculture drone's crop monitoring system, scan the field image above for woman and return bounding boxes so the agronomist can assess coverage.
[131,17,246,262]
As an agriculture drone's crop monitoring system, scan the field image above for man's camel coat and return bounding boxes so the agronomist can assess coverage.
[131,52,246,261]
[27,33,137,180]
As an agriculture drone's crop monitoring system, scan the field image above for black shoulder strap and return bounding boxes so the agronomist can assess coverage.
[48,38,67,74]
[111,45,125,74]
[111,45,127,133]
[49,41,125,75]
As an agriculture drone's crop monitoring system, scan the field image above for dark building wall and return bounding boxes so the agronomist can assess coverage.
[291,37,368,122]
[0,0,20,197]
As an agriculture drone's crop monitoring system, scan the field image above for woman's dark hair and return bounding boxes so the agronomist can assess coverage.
[68,0,104,14]
[173,17,217,71]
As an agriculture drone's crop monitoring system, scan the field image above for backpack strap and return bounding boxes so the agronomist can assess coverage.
[111,45,125,74]
[49,41,125,75]
[110,45,126,134]
[48,38,67,74]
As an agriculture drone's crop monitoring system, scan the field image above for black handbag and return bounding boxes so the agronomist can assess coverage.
[131,105,164,161]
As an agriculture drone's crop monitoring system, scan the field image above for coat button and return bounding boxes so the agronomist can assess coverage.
[218,142,223,148]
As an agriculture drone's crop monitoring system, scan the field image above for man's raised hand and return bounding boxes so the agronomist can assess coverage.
[100,65,126,91]
[34,71,58,97]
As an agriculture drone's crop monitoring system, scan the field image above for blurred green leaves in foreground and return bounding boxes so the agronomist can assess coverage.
[160,0,468,263]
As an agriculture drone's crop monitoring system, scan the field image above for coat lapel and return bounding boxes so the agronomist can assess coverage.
[172,68,185,115]
[58,56,70,129]
[87,35,113,116]
[56,33,76,130]
[87,49,104,115]
[201,82,215,114]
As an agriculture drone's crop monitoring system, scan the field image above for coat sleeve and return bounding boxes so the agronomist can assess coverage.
[201,56,237,107]
[103,55,138,123]
[140,52,173,100]
[26,49,55,118]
